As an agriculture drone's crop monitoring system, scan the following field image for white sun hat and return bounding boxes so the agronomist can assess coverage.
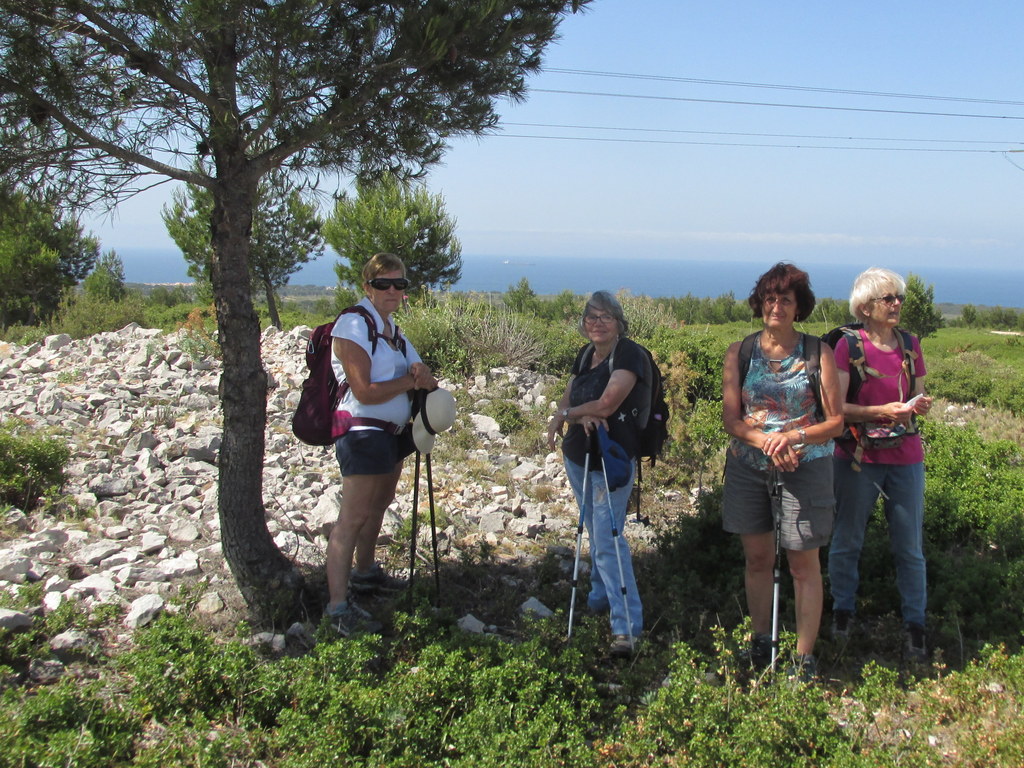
[412,388,457,454]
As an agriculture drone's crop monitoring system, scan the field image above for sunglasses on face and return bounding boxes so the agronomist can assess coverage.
[368,277,410,291]
[873,294,906,306]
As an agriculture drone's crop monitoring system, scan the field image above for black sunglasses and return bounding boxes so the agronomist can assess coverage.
[873,294,906,306]
[368,277,410,291]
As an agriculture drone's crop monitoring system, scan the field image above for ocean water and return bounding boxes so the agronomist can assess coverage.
[122,248,1021,308]
[451,255,1021,308]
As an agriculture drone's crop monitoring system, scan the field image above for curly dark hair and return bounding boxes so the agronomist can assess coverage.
[747,262,816,322]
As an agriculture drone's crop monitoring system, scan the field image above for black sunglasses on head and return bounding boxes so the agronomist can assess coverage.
[368,277,410,291]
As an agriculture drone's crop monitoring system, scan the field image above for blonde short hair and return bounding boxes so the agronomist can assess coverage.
[849,267,906,321]
[362,253,406,283]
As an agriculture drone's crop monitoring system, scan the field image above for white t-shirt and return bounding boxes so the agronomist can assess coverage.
[330,298,421,429]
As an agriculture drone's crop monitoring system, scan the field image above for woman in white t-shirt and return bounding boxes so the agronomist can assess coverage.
[324,253,436,635]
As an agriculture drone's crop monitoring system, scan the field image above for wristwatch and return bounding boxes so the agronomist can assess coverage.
[561,407,571,420]
[794,427,807,447]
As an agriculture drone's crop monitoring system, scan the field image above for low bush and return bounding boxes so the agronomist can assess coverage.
[0,420,69,511]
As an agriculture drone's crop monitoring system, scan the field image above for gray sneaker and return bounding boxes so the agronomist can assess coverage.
[327,599,382,636]
[349,563,408,595]
[904,623,928,662]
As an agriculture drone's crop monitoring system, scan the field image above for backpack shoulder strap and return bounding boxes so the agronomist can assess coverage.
[801,333,825,419]
[340,304,380,355]
[737,331,760,385]
[340,304,407,356]
[894,328,918,399]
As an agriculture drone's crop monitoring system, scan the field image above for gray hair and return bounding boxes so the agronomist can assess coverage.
[849,267,907,321]
[577,290,630,337]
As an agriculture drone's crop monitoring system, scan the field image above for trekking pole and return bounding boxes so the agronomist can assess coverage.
[769,467,784,671]
[408,450,421,606]
[425,451,441,602]
[567,443,591,639]
[599,442,634,651]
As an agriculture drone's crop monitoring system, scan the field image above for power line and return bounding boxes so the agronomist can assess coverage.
[546,68,1024,108]
[503,121,1024,147]
[493,132,1007,153]
[533,87,1024,121]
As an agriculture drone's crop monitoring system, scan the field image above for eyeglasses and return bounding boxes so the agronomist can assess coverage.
[872,294,905,306]
[584,313,615,325]
[764,295,794,307]
[368,277,410,291]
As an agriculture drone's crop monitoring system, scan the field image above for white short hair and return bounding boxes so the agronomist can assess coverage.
[849,267,907,321]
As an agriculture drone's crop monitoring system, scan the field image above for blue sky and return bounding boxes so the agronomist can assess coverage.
[85,0,1024,282]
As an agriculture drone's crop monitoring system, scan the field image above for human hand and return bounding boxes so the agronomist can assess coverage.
[907,393,933,416]
[546,417,564,450]
[409,362,437,390]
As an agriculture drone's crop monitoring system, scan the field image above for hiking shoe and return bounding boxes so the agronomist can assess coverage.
[786,653,817,684]
[904,623,928,662]
[610,634,638,658]
[744,633,772,671]
[349,563,408,595]
[831,610,854,641]
[327,599,382,636]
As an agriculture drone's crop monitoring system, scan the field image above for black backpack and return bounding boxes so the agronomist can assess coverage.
[578,339,670,525]
[291,305,407,446]
[577,338,670,464]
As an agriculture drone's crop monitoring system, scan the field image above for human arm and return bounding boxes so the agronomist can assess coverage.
[547,367,639,447]
[333,337,424,405]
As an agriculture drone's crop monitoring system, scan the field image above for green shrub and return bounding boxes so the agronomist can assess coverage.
[0,420,69,511]
[0,679,141,768]
[48,289,148,339]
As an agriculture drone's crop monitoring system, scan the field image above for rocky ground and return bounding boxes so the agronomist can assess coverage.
[0,324,680,673]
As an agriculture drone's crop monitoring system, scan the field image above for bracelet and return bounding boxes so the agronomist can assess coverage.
[795,427,807,446]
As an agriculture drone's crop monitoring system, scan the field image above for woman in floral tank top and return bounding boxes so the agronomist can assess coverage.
[722,262,844,681]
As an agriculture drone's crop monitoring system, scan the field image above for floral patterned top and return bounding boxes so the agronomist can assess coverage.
[729,333,834,471]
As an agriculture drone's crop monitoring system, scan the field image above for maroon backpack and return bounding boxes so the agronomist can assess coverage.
[291,305,407,446]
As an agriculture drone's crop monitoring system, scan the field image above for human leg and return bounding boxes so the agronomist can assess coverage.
[585,462,642,637]
[786,547,823,656]
[326,473,388,609]
[741,532,775,636]
[352,464,402,573]
[881,462,927,628]
[828,458,883,615]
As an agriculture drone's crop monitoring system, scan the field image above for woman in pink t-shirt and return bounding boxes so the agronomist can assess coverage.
[828,267,933,662]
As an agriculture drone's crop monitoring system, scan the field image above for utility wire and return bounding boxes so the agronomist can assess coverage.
[494,132,1006,152]
[545,68,1024,108]
[503,121,1024,147]
[533,88,1024,121]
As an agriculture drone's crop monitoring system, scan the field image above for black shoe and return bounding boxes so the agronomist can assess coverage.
[610,634,638,658]
[349,563,408,595]
[745,633,772,671]
[831,610,853,641]
[903,623,928,662]
[326,599,383,636]
[786,653,817,684]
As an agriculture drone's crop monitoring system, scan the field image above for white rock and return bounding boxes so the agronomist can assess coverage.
[520,597,554,619]
[0,608,33,632]
[124,594,166,629]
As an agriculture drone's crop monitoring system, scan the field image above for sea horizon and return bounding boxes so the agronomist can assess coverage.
[121,249,1023,309]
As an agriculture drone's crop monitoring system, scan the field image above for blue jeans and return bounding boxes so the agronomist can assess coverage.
[829,458,927,626]
[564,456,643,637]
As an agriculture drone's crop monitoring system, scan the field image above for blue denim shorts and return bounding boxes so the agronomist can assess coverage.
[335,429,415,476]
[722,455,835,550]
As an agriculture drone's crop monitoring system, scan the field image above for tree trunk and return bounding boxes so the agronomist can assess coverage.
[209,175,304,625]
[263,276,282,330]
